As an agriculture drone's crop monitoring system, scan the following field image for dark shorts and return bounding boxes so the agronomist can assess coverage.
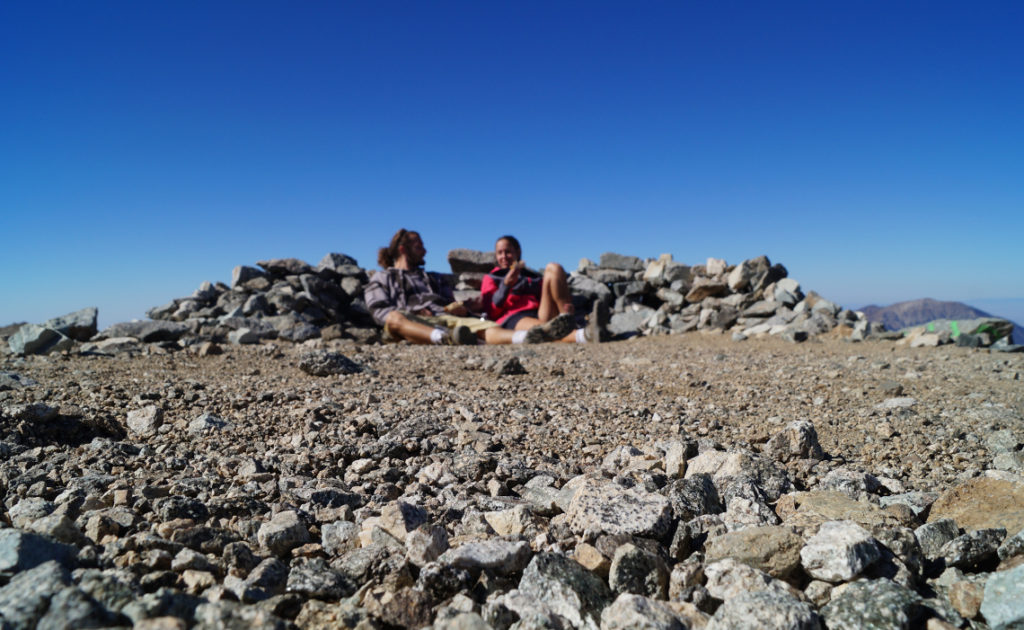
[501,309,539,330]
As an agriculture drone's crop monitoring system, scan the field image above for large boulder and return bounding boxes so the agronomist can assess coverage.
[41,307,98,341]
[96,320,190,343]
[447,249,496,273]
[7,324,73,355]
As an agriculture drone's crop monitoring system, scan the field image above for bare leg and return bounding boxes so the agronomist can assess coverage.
[513,314,577,343]
[481,327,516,344]
[384,311,437,344]
[537,262,575,322]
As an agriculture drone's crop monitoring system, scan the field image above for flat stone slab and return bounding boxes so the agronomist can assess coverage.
[927,477,1024,535]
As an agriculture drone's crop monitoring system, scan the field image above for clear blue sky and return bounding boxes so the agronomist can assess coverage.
[3,2,1023,329]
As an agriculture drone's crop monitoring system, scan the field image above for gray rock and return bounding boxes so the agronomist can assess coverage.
[987,429,1021,454]
[998,527,1024,561]
[317,252,360,274]
[127,405,163,435]
[286,557,356,599]
[9,498,55,528]
[321,521,359,557]
[37,585,117,629]
[257,258,313,277]
[608,543,669,599]
[193,599,291,629]
[7,324,73,355]
[188,412,229,434]
[704,558,795,601]
[599,253,645,271]
[0,560,71,629]
[763,420,824,462]
[569,274,614,302]
[685,449,793,502]
[3,402,59,422]
[257,510,311,557]
[980,562,1024,630]
[25,514,88,546]
[0,371,37,390]
[940,527,1005,570]
[243,557,290,597]
[878,491,938,517]
[915,518,960,561]
[662,473,722,521]
[41,307,98,341]
[0,529,77,572]
[519,552,614,630]
[298,350,364,376]
[818,469,881,500]
[229,327,262,344]
[97,320,189,342]
[406,525,449,567]
[439,539,531,576]
[447,249,496,274]
[566,477,673,539]
[599,593,685,630]
[821,578,925,630]
[800,520,881,583]
[608,308,656,337]
[232,265,267,288]
[483,589,569,630]
[706,589,822,630]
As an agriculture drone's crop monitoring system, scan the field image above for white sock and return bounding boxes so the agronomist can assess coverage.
[429,328,447,344]
[511,330,528,344]
[575,328,587,343]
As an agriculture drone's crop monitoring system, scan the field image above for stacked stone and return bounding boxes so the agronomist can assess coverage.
[126,254,376,348]
[448,250,883,343]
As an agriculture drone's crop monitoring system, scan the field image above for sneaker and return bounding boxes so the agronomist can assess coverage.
[524,313,576,344]
[448,325,477,345]
[584,300,610,343]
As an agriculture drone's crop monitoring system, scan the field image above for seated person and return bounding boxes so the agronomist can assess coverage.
[365,229,575,345]
[480,235,608,343]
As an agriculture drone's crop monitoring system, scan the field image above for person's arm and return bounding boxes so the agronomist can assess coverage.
[364,272,396,327]
[480,272,502,320]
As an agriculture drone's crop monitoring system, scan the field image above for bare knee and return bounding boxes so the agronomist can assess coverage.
[544,262,566,278]
[384,310,409,329]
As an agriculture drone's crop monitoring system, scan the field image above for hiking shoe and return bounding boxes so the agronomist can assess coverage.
[585,300,610,343]
[524,313,576,344]
[448,325,477,345]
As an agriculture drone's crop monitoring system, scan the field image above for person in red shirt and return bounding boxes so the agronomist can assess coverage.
[480,235,607,343]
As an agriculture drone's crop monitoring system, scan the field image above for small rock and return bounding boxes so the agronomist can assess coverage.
[800,520,881,583]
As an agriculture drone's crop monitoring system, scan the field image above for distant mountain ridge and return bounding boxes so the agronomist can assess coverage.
[860,298,1022,344]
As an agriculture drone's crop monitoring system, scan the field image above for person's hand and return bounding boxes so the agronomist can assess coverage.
[444,302,468,316]
[504,260,522,286]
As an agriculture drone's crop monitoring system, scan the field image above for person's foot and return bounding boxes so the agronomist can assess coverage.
[524,313,576,344]
[447,325,477,345]
[585,300,610,343]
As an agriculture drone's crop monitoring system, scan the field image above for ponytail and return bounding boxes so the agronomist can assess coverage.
[378,228,416,268]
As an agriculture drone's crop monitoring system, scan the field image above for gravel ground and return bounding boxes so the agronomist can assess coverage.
[1,333,1022,629]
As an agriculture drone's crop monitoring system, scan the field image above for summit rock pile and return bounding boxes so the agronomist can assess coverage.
[1,328,1022,628]
[8,250,1020,358]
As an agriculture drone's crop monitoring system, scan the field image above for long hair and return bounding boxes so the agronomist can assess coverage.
[496,234,522,260]
[378,228,418,268]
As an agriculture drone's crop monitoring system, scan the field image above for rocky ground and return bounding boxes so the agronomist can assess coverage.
[1,332,1023,629]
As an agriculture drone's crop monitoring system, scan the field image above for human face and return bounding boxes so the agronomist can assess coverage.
[401,232,427,267]
[494,239,520,269]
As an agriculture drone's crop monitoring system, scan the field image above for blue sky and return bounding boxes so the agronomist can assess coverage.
[3,2,1023,329]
